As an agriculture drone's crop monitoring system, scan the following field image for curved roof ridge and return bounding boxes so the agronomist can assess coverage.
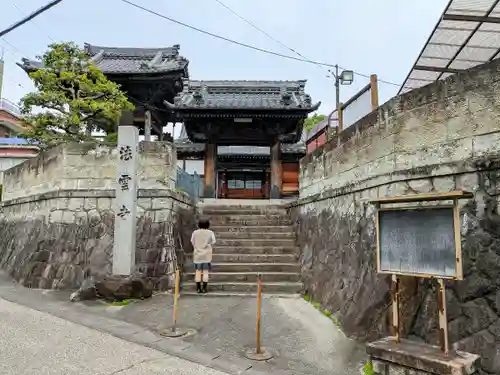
[84,43,181,57]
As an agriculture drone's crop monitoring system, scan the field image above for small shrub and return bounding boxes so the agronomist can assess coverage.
[303,295,311,302]
[363,361,374,375]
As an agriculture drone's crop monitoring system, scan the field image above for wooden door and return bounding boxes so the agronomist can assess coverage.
[226,172,266,199]
[281,163,299,196]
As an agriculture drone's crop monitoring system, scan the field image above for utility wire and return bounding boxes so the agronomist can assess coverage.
[213,0,327,72]
[119,0,400,87]
[12,3,55,42]
[0,37,26,57]
[0,0,63,38]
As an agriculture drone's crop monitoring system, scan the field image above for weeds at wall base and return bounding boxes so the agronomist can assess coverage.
[303,295,342,332]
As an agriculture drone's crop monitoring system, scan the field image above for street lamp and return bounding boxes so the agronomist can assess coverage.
[329,65,354,135]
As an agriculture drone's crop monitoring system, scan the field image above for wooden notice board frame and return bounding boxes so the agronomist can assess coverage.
[371,191,473,281]
[370,191,472,353]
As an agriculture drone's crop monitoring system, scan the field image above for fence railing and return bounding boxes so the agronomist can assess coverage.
[176,167,201,200]
[0,99,22,116]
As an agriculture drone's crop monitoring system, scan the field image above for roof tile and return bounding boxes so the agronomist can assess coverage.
[170,79,320,111]
[18,43,189,75]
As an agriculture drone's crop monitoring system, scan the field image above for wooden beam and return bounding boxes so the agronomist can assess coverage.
[369,191,473,205]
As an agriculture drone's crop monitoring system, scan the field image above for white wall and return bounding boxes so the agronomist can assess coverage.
[342,89,373,129]
[184,160,204,175]
[0,157,31,184]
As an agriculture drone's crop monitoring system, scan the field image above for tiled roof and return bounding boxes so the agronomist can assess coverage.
[175,124,306,154]
[166,79,320,111]
[18,43,189,75]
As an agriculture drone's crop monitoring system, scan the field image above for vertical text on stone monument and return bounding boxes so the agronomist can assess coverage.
[112,126,139,275]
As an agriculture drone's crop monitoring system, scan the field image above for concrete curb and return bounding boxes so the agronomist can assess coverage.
[0,285,287,375]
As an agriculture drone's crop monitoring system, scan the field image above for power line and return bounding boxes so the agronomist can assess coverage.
[119,0,401,87]
[213,0,327,72]
[12,3,55,42]
[0,37,26,57]
[0,0,63,38]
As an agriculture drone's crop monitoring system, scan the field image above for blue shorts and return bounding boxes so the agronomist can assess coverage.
[194,263,211,270]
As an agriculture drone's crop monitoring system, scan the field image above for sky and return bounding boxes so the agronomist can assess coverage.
[0,0,448,137]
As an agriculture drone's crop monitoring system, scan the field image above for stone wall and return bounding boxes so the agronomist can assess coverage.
[3,141,176,201]
[293,59,500,374]
[0,142,196,291]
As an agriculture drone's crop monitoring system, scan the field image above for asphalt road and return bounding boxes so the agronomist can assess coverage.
[0,298,229,375]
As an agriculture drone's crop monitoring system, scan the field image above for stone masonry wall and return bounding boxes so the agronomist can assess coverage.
[293,59,500,375]
[0,142,196,291]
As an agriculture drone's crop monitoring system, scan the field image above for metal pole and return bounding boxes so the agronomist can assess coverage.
[0,57,4,100]
[256,273,263,354]
[335,64,342,134]
[171,269,181,333]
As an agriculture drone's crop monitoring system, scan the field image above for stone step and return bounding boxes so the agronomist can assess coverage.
[215,231,295,240]
[208,216,292,226]
[211,253,298,263]
[213,246,298,255]
[201,210,289,217]
[182,281,302,294]
[185,262,300,273]
[200,205,288,213]
[185,272,300,282]
[211,225,294,234]
[217,238,296,247]
[179,292,301,298]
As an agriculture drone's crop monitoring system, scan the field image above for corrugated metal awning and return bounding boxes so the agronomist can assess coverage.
[400,0,500,94]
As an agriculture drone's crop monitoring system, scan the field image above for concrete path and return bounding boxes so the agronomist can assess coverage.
[0,275,366,375]
[97,294,366,375]
[0,298,229,375]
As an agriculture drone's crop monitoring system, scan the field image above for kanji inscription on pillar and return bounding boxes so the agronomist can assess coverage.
[113,125,139,276]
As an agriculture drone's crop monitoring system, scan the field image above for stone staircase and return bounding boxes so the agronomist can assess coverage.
[183,202,302,295]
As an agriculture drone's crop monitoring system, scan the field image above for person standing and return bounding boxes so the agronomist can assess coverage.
[191,218,216,293]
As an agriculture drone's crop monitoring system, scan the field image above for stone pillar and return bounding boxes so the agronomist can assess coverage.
[270,140,282,199]
[367,337,479,375]
[204,142,216,198]
[144,110,152,141]
[112,118,139,275]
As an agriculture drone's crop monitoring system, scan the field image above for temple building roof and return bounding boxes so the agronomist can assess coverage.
[174,124,307,155]
[18,43,189,76]
[165,79,320,112]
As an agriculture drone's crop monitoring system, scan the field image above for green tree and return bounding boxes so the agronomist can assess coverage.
[304,113,327,132]
[20,42,134,148]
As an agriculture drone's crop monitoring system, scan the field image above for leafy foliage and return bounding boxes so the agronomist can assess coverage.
[304,113,327,132]
[20,42,134,148]
[363,361,374,375]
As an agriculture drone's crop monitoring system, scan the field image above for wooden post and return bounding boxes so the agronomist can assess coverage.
[437,279,449,354]
[171,269,181,333]
[270,140,282,199]
[391,274,400,343]
[256,273,263,354]
[204,143,216,198]
[244,272,273,361]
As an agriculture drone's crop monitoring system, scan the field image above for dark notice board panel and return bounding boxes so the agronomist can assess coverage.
[378,207,457,278]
